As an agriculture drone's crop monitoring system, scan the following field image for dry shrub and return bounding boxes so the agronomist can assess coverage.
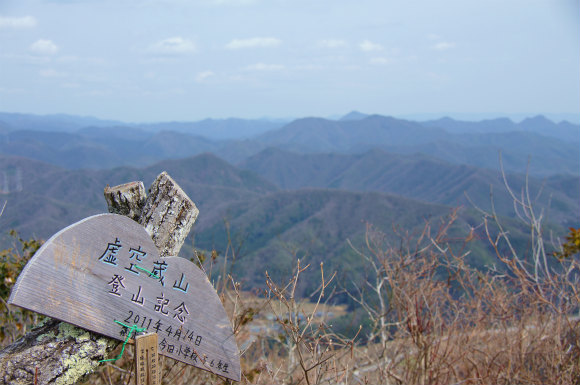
[261,260,356,385]
[349,213,580,385]
[0,230,43,344]
[346,163,580,385]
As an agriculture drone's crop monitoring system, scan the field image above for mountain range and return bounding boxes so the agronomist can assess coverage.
[0,151,574,295]
[0,112,286,139]
[239,148,579,228]
[0,112,577,176]
[0,111,578,295]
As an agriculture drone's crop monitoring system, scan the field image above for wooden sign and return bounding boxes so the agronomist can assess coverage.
[135,333,160,385]
[8,214,240,381]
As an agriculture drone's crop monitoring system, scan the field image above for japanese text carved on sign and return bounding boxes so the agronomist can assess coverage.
[8,214,240,382]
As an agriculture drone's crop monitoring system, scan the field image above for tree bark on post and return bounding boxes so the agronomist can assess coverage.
[0,172,198,385]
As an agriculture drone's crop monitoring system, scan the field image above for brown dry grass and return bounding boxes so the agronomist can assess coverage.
[79,208,580,385]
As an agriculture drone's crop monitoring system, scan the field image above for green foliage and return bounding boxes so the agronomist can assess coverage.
[555,227,580,259]
[0,230,43,344]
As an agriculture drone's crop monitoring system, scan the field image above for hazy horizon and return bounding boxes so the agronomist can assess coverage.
[1,109,579,126]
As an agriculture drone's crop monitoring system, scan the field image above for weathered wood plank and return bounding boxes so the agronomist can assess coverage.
[0,173,207,385]
[140,172,199,257]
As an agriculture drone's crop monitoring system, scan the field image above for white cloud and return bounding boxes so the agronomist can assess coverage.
[225,37,281,49]
[359,40,383,52]
[148,37,196,55]
[245,63,285,71]
[195,70,215,82]
[370,57,390,65]
[30,39,59,55]
[431,41,455,51]
[318,39,348,49]
[0,16,36,29]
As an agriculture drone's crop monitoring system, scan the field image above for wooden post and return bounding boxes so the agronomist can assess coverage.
[0,172,198,385]
[104,181,147,222]
[139,172,199,257]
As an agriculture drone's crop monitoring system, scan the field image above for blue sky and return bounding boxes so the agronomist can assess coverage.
[0,0,578,122]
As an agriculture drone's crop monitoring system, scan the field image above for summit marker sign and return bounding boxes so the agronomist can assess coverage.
[8,213,240,381]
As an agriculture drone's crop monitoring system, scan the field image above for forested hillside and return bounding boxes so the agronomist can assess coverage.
[0,112,578,292]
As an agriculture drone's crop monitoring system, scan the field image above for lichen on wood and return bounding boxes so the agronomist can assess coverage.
[139,172,199,257]
[0,319,115,385]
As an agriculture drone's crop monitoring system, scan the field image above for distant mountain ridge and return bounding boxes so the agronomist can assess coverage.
[339,110,369,121]
[0,153,278,239]
[139,118,286,140]
[256,115,448,152]
[240,148,579,228]
[0,112,124,132]
[253,115,579,176]
[2,110,577,139]
[0,112,286,139]
[421,115,580,142]
[0,112,578,177]
[0,129,219,169]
